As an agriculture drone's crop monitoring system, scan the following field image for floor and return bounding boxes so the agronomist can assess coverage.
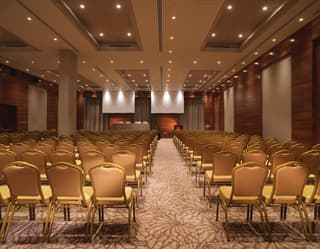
[1,138,320,248]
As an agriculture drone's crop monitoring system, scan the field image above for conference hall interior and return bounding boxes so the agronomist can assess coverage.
[1,0,320,248]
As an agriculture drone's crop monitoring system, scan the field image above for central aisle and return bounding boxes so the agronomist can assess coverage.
[135,138,223,247]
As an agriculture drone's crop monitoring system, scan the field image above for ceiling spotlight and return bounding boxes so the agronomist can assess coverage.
[254,51,259,55]
[211,33,216,37]
[227,5,233,10]
[53,37,58,41]
[106,79,110,82]
[82,60,86,63]
[41,74,44,78]
[80,4,85,9]
[31,61,35,64]
[242,61,245,65]
[92,68,96,71]
[238,33,243,38]
[232,69,235,72]
[234,75,238,78]
[53,79,57,82]
[5,60,9,64]
[25,68,30,72]
[168,74,171,77]
[169,50,173,54]
[254,62,259,65]
[204,74,208,77]
[127,32,132,37]
[170,36,174,40]
[290,38,295,42]
[243,69,248,72]
[272,38,276,42]
[57,60,60,64]
[127,74,131,77]
[99,32,104,37]
[299,17,304,22]
[168,60,172,64]
[110,60,114,64]
[262,6,268,11]
[269,52,274,56]
[26,17,32,21]
[140,60,144,64]
[100,74,103,78]
[116,4,122,9]
[189,74,192,77]
[193,60,197,64]
[172,16,176,20]
[77,79,80,82]
[217,61,221,64]
[143,74,147,77]
[168,68,171,71]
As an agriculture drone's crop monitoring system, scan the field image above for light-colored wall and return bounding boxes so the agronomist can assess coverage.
[224,86,234,132]
[28,85,47,131]
[262,56,292,142]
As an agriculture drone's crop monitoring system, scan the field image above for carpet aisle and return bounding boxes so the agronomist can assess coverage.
[2,138,320,248]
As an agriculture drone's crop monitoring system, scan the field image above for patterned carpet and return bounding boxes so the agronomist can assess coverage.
[1,138,320,248]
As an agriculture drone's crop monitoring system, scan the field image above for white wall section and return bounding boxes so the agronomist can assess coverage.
[102,90,135,113]
[224,86,234,132]
[28,85,47,131]
[151,90,184,113]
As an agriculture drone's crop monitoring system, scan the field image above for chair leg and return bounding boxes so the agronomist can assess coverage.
[0,202,17,242]
[46,204,57,241]
[221,202,230,241]
[203,179,206,197]
[128,207,131,242]
[296,202,310,241]
[216,199,219,221]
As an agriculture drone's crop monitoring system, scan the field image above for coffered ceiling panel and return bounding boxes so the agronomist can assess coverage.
[204,0,291,50]
[183,70,218,90]
[118,69,151,90]
[57,0,142,49]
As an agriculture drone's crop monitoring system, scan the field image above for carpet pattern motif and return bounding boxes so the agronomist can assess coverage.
[1,138,320,248]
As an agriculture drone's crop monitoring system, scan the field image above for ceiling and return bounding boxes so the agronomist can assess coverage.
[0,0,319,92]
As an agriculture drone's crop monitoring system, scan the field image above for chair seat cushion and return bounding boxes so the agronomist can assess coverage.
[126,170,141,183]
[303,184,320,204]
[95,186,133,205]
[0,185,10,205]
[219,186,259,204]
[262,185,298,204]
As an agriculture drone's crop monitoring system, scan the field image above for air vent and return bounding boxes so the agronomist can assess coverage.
[107,43,137,48]
[207,42,241,49]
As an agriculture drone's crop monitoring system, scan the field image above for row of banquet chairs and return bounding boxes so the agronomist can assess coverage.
[173,131,320,241]
[0,130,158,242]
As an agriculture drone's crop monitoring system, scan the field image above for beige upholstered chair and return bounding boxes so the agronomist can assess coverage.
[289,143,310,160]
[21,139,37,148]
[0,161,52,242]
[10,143,30,160]
[196,144,221,183]
[0,150,16,181]
[50,149,75,165]
[269,150,295,181]
[124,144,147,183]
[87,163,135,241]
[80,150,105,180]
[55,143,75,153]
[21,149,47,181]
[34,143,54,161]
[262,161,311,240]
[43,162,92,241]
[300,149,320,181]
[225,144,244,163]
[101,144,120,162]
[218,162,269,241]
[112,150,142,196]
[242,149,267,166]
[204,151,238,204]
[312,144,320,150]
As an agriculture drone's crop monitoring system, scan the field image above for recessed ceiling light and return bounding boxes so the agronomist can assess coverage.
[77,79,80,82]
[92,68,96,71]
[82,60,86,64]
[53,37,58,41]
[31,61,35,64]
[189,74,192,77]
[243,69,248,73]
[193,60,197,64]
[211,33,216,37]
[254,62,259,65]
[234,75,238,78]
[106,79,109,82]
[127,32,132,37]
[170,36,174,40]
[169,50,173,54]
[26,17,32,21]
[5,60,9,64]
[140,60,144,64]
[168,74,170,77]
[290,38,295,42]
[172,16,176,20]
[232,69,235,72]
[100,74,103,78]
[25,68,30,72]
[99,32,104,37]
[132,79,135,82]
[145,79,149,82]
[80,4,85,9]
[168,60,172,64]
[227,5,233,10]
[242,61,245,65]
[204,74,207,77]
[166,79,170,82]
[41,74,44,78]
[57,60,60,64]
[53,79,57,82]
[254,51,259,55]
[227,80,231,83]
[269,52,274,56]
[238,33,243,38]
[127,74,131,77]
[217,61,221,64]
[299,17,304,22]
[168,68,171,71]
[272,38,276,42]
[116,4,122,9]
[143,74,146,77]
[85,84,88,87]
[110,60,114,64]
[262,6,268,11]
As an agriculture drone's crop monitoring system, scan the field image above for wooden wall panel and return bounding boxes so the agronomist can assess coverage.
[0,71,28,130]
[314,38,320,144]
[204,93,214,129]
[47,86,58,130]
[234,63,262,135]
[152,114,180,138]
[291,24,313,144]
[77,92,84,130]
[108,114,134,128]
